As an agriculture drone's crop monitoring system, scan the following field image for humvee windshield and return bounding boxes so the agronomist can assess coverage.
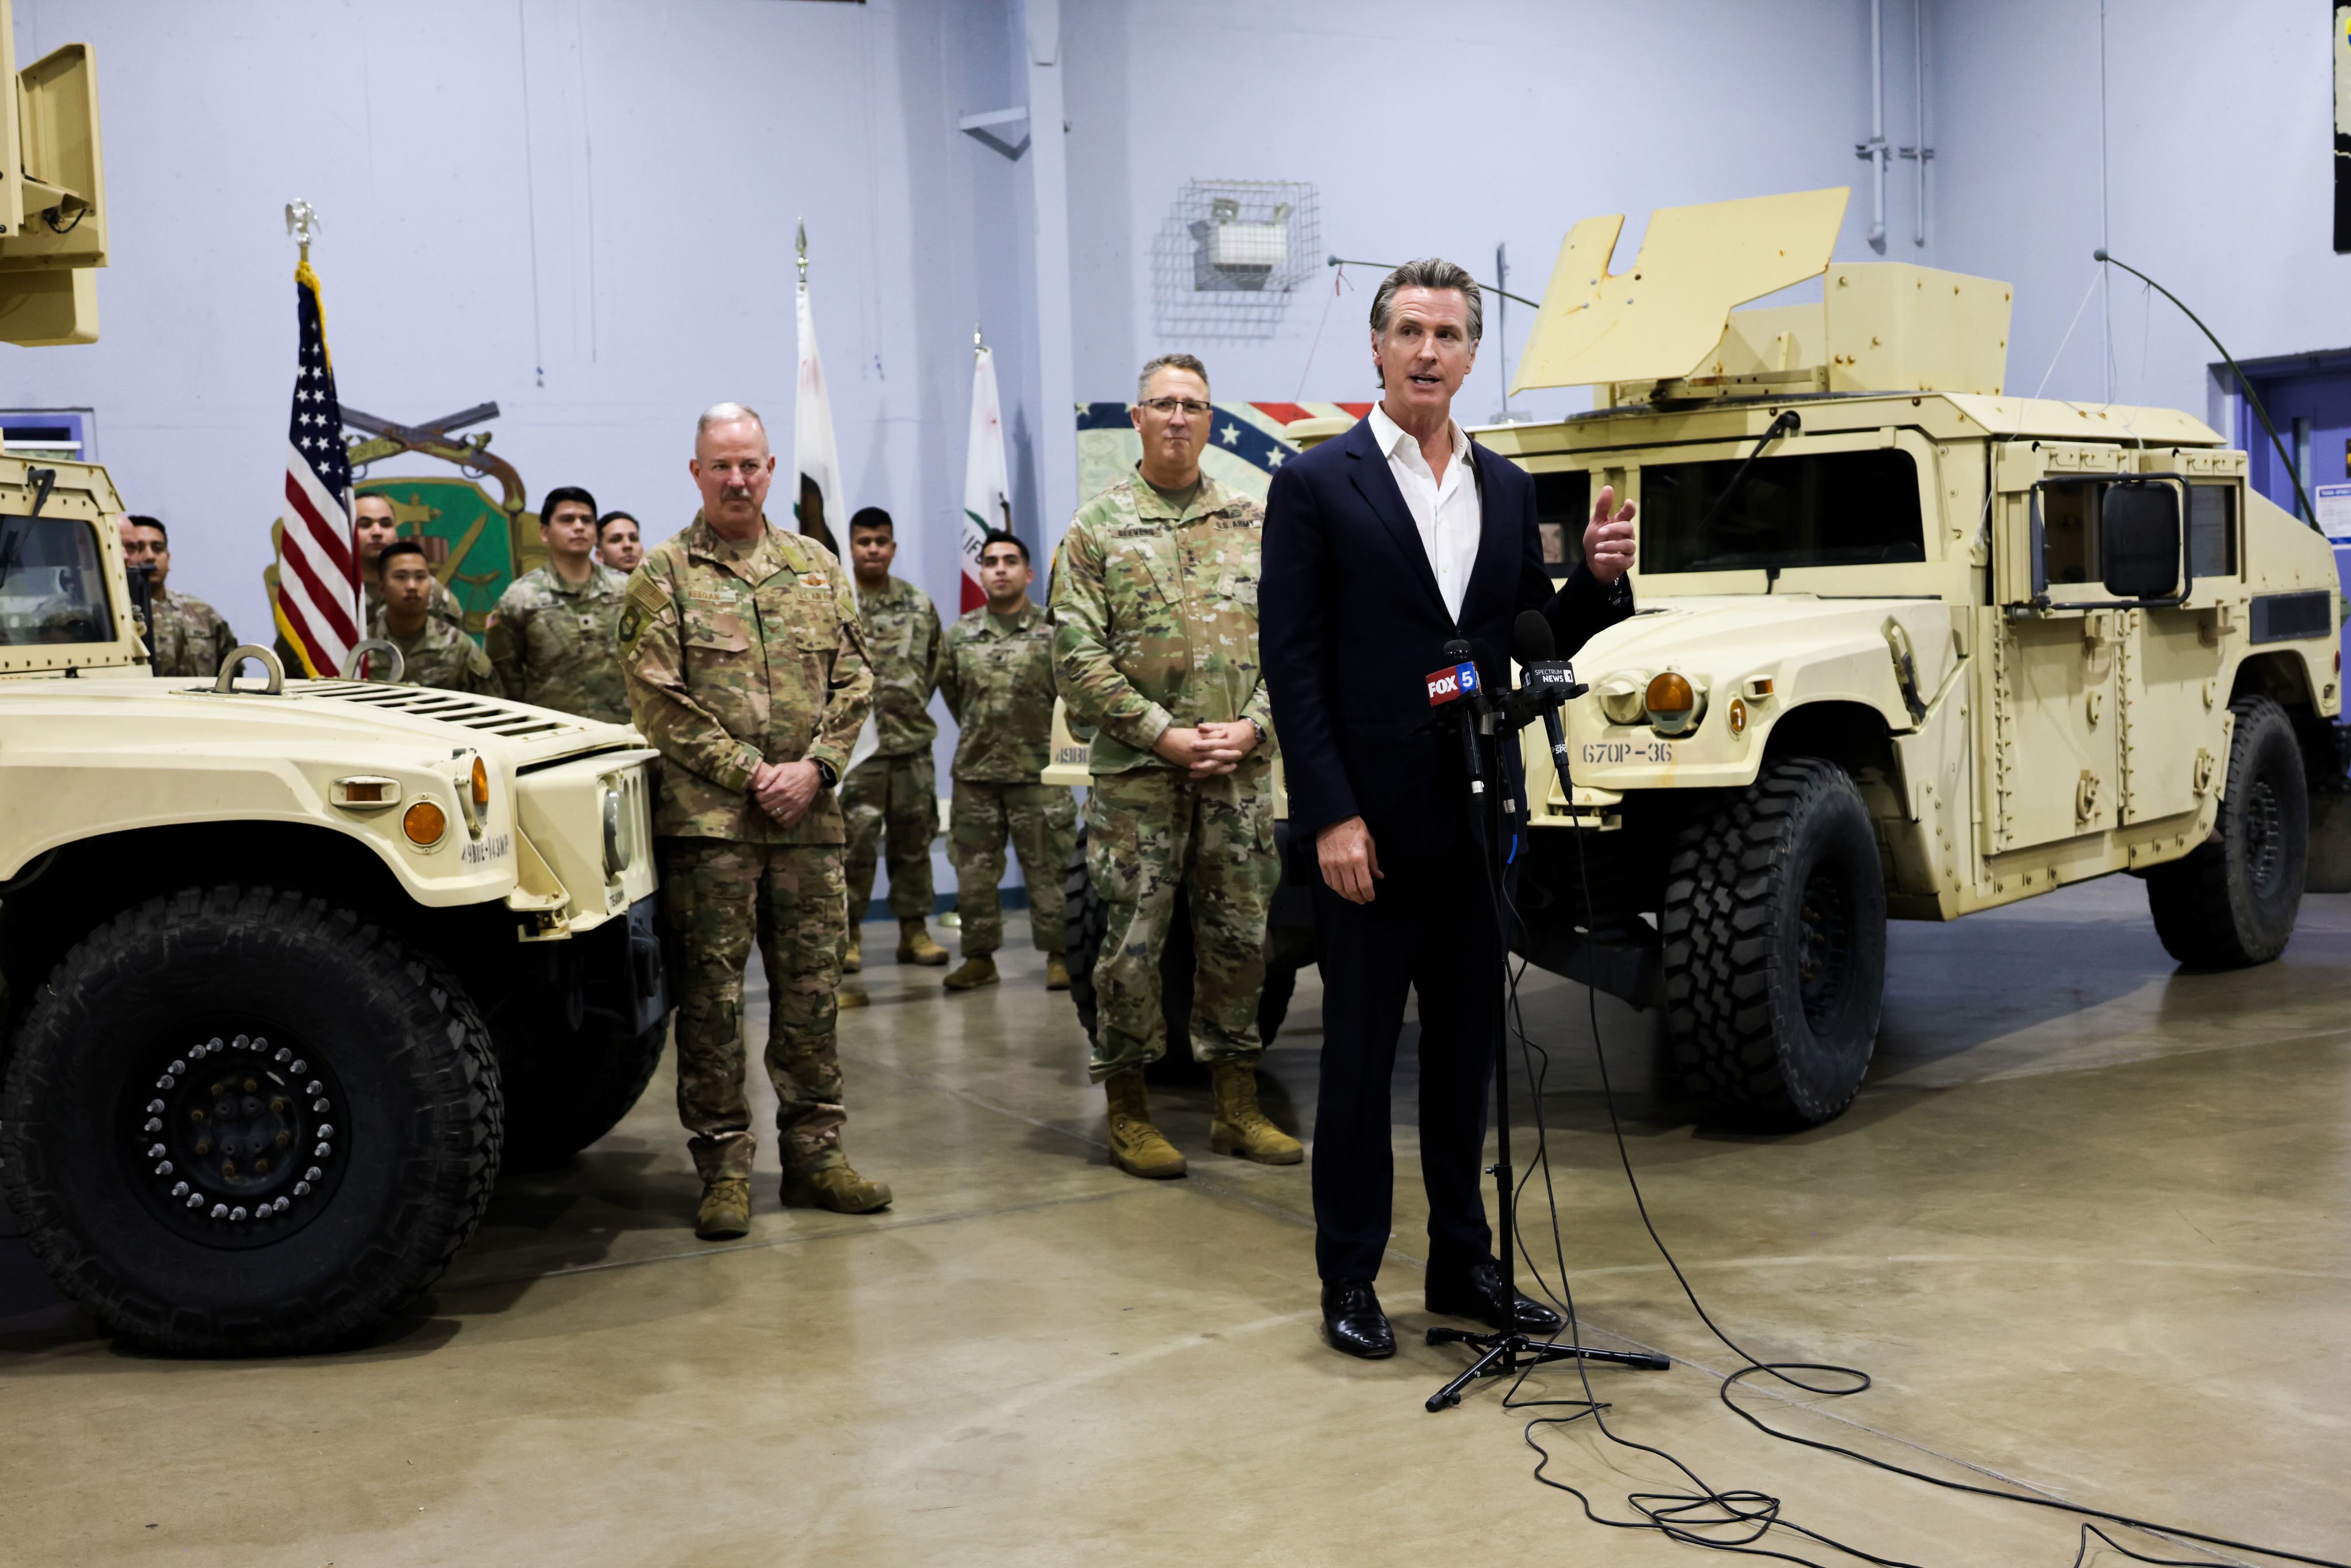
[1640,448,1925,576]
[0,515,113,645]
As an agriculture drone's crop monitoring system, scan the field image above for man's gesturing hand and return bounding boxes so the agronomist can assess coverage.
[1153,723,1251,779]
[751,759,822,828]
[1583,483,1636,584]
[1317,816,1382,904]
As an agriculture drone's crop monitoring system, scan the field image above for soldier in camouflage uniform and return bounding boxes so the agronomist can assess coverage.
[117,516,239,678]
[939,529,1074,993]
[620,402,886,1242]
[375,541,499,694]
[837,507,948,980]
[485,484,631,723]
[1050,353,1299,1180]
[355,492,465,634]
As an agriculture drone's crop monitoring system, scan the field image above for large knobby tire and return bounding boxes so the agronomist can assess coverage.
[2146,695,2307,968]
[1661,758,1887,1128]
[0,886,503,1356]
[498,1019,669,1172]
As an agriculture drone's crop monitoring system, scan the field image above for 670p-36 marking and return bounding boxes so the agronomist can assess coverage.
[1583,740,1675,765]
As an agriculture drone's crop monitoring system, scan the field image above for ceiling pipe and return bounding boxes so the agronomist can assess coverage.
[1856,0,1889,253]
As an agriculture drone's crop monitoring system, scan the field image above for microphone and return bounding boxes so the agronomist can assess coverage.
[1511,610,1577,783]
[1426,636,1485,795]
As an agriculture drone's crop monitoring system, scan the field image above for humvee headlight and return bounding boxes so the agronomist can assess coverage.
[602,781,635,877]
[1646,671,1706,737]
[1597,676,1648,726]
[402,799,448,848]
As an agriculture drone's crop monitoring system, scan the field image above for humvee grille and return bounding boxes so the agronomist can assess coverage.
[299,681,589,740]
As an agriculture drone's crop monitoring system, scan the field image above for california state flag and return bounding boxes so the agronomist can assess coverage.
[961,343,1010,612]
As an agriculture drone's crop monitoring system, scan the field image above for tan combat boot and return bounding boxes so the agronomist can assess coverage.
[898,919,949,966]
[836,987,870,1010]
[782,1162,893,1213]
[1209,1062,1303,1165]
[842,930,862,973]
[1104,1068,1186,1179]
[942,955,998,991]
[695,1178,752,1240]
[1044,954,1071,991]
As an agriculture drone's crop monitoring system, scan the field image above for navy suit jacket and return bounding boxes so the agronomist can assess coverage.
[1260,416,1632,864]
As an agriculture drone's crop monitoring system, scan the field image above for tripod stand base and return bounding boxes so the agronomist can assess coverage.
[1423,1327,1671,1412]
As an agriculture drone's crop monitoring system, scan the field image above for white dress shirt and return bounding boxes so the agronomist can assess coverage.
[1367,401,1480,624]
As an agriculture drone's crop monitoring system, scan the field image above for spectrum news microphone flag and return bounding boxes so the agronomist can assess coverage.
[961,331,1011,613]
[273,255,360,678]
[792,226,877,772]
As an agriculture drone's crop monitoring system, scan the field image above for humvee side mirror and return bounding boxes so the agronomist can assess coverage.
[2099,480,2180,599]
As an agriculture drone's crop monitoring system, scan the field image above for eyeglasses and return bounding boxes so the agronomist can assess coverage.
[1138,398,1211,416]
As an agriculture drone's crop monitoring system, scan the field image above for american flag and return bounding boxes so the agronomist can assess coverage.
[276,259,359,676]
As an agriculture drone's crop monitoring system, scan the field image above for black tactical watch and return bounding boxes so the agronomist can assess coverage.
[812,758,838,790]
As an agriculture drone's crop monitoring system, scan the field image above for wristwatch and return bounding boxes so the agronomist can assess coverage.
[812,758,838,790]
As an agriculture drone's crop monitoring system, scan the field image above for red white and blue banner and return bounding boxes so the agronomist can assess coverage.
[274,259,359,677]
[1074,401,1371,507]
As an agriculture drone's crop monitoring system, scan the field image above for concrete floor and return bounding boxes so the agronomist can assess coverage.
[4,878,2348,1567]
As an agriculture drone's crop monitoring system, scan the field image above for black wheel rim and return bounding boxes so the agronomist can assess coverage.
[1796,868,1855,1031]
[2241,777,2283,893]
[120,1024,351,1250]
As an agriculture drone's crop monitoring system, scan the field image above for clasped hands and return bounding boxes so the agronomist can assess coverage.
[1152,719,1259,779]
[751,759,822,828]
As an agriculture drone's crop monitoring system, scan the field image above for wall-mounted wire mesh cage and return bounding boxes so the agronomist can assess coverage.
[1151,180,1319,340]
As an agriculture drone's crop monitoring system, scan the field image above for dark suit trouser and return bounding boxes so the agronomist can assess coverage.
[1310,851,1502,1283]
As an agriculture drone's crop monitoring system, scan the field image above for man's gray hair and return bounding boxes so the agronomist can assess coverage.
[1136,352,1210,402]
[1370,259,1483,344]
[695,401,768,447]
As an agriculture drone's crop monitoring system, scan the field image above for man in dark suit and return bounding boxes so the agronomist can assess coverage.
[1260,258,1636,1359]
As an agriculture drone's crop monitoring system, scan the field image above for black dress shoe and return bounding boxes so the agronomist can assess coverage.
[1320,1278,1396,1359]
[1425,1259,1565,1335]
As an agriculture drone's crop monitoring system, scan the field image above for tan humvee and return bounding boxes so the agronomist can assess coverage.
[0,10,672,1357]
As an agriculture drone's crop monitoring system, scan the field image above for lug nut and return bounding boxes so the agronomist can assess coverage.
[193,1140,211,1156]
[143,1117,163,1134]
[147,1143,165,1160]
[210,1082,226,1098]
[312,1099,329,1113]
[228,1206,247,1222]
[289,1059,307,1076]
[276,1132,292,1149]
[221,1160,238,1177]
[155,1076,175,1091]
[274,1047,292,1064]
[270,1099,288,1116]
[314,1144,332,1160]
[186,1193,205,1209]
[169,1060,187,1076]
[293,1181,312,1197]
[208,1204,227,1219]
[254,1158,269,1175]
[304,1167,322,1182]
[154,1161,173,1177]
[232,1034,249,1051]
[274,1197,290,1213]
[146,1099,165,1115]
[189,1108,205,1123]
[317,1124,335,1140]
[243,1078,258,1093]
[305,1081,323,1096]
[170,1181,189,1198]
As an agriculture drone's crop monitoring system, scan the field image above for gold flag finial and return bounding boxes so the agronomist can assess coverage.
[796,218,808,285]
[285,199,321,262]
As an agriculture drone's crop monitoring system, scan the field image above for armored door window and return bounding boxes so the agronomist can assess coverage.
[0,515,111,645]
[2188,483,2237,579]
[2040,481,2101,585]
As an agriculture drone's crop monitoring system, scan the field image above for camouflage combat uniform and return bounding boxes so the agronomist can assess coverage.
[386,616,500,695]
[840,575,942,927]
[940,596,1074,958]
[619,513,872,1183]
[1050,472,1277,1082]
[485,562,631,723]
[145,588,239,679]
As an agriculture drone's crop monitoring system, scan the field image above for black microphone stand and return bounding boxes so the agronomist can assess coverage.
[1423,631,1670,1412]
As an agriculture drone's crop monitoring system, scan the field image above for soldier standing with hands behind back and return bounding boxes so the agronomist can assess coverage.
[620,402,887,1243]
[938,529,1074,994]
[837,506,949,980]
[1052,352,1300,1181]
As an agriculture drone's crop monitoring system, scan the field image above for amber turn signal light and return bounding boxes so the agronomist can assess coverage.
[1645,672,1695,714]
[403,799,448,847]
[471,755,490,809]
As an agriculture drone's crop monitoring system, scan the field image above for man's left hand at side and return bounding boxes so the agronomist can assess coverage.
[1582,484,1636,585]
[752,758,823,828]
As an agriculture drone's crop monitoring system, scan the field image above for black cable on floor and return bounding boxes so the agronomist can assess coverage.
[1461,815,2349,1568]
